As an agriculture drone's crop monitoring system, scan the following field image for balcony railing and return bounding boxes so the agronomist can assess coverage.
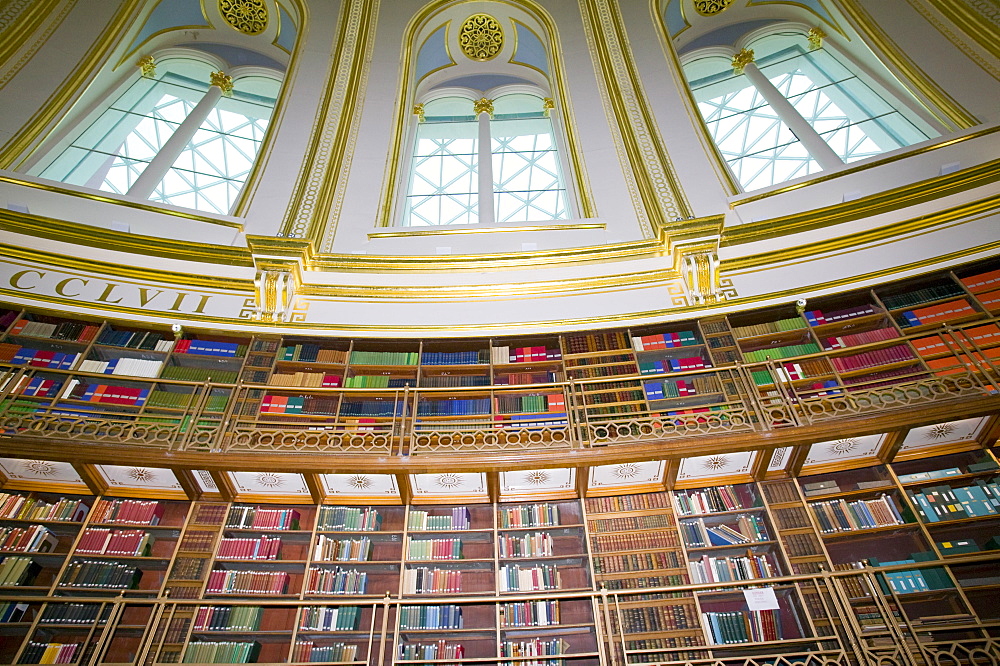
[1,318,998,456]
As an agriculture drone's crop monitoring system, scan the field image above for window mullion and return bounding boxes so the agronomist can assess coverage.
[741,60,844,171]
[477,109,495,225]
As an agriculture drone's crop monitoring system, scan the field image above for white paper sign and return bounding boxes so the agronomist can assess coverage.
[743,587,780,611]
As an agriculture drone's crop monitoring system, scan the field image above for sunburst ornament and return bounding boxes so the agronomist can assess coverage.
[703,455,729,472]
[525,470,550,486]
[128,468,154,483]
[436,473,462,489]
[348,475,372,490]
[614,463,640,479]
[23,460,56,476]
[927,423,956,440]
[256,472,282,488]
[830,439,859,455]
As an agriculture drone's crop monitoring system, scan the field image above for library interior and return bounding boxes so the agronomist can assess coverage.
[0,0,999,665]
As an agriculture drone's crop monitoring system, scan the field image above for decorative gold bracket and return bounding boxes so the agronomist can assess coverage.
[246,236,315,322]
[660,214,729,305]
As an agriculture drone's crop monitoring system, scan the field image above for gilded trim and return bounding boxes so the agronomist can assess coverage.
[0,0,145,169]
[722,158,1000,246]
[648,0,739,195]
[728,125,1000,207]
[724,195,1000,272]
[280,0,378,245]
[835,0,977,130]
[904,0,1000,81]
[0,175,245,229]
[580,0,692,237]
[0,244,252,291]
[0,211,254,267]
[368,222,606,239]
[0,0,75,90]
[744,0,846,35]
[376,0,596,230]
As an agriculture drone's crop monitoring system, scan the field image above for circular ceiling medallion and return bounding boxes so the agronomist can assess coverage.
[436,473,463,488]
[458,14,504,61]
[830,438,859,455]
[219,0,268,35]
[349,474,373,490]
[256,472,282,488]
[703,455,728,471]
[525,470,550,485]
[927,423,956,440]
[614,463,640,479]
[128,467,154,483]
[24,460,55,476]
[693,0,734,17]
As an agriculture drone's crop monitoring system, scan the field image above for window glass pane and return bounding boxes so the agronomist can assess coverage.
[403,109,480,226]
[491,115,567,223]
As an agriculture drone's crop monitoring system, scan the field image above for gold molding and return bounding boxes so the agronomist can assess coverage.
[724,195,1000,272]
[835,0,978,130]
[458,13,503,61]
[0,210,253,266]
[728,125,1000,207]
[368,222,606,239]
[0,174,245,229]
[0,0,144,168]
[925,0,1000,63]
[722,158,1000,246]
[0,0,74,90]
[580,0,693,235]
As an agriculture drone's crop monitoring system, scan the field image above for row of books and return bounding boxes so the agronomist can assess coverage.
[0,602,28,623]
[17,642,80,664]
[493,346,561,364]
[205,569,289,595]
[399,641,464,661]
[495,393,566,414]
[342,374,413,388]
[702,608,782,644]
[592,550,683,574]
[0,525,57,553]
[216,535,282,561]
[421,350,490,365]
[40,603,109,625]
[399,604,462,629]
[417,397,490,416]
[675,485,759,516]
[638,356,711,375]
[808,494,905,533]
[402,567,462,594]
[407,509,471,531]
[407,537,461,561]
[687,552,778,584]
[568,361,638,379]
[912,323,1000,357]
[173,339,242,358]
[280,344,347,364]
[181,641,261,664]
[823,326,898,351]
[315,536,371,562]
[95,327,173,351]
[421,373,491,387]
[317,506,382,532]
[591,531,679,552]
[680,515,768,548]
[298,605,361,631]
[193,605,263,631]
[75,529,153,556]
[0,556,40,586]
[732,317,807,339]
[880,283,964,310]
[494,370,561,385]
[259,395,338,416]
[62,382,149,406]
[78,357,163,378]
[804,305,878,326]
[907,480,1000,521]
[497,532,553,558]
[499,564,561,592]
[91,498,164,526]
[160,365,238,383]
[601,572,687,590]
[290,641,358,663]
[898,298,976,328]
[633,330,699,352]
[1,346,79,369]
[585,492,671,513]
[742,342,821,364]
[226,506,301,530]
[501,600,560,627]
[10,319,100,343]
[643,377,718,401]
[828,344,916,374]
[620,603,699,632]
[499,503,560,529]
[338,400,401,417]
[349,350,418,366]
[564,330,629,354]
[589,513,672,533]
[268,371,341,388]
[146,390,229,412]
[60,560,140,589]
[306,566,367,595]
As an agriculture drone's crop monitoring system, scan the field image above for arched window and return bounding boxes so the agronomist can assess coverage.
[391,3,579,227]
[682,27,939,191]
[32,54,281,215]
[404,90,567,227]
